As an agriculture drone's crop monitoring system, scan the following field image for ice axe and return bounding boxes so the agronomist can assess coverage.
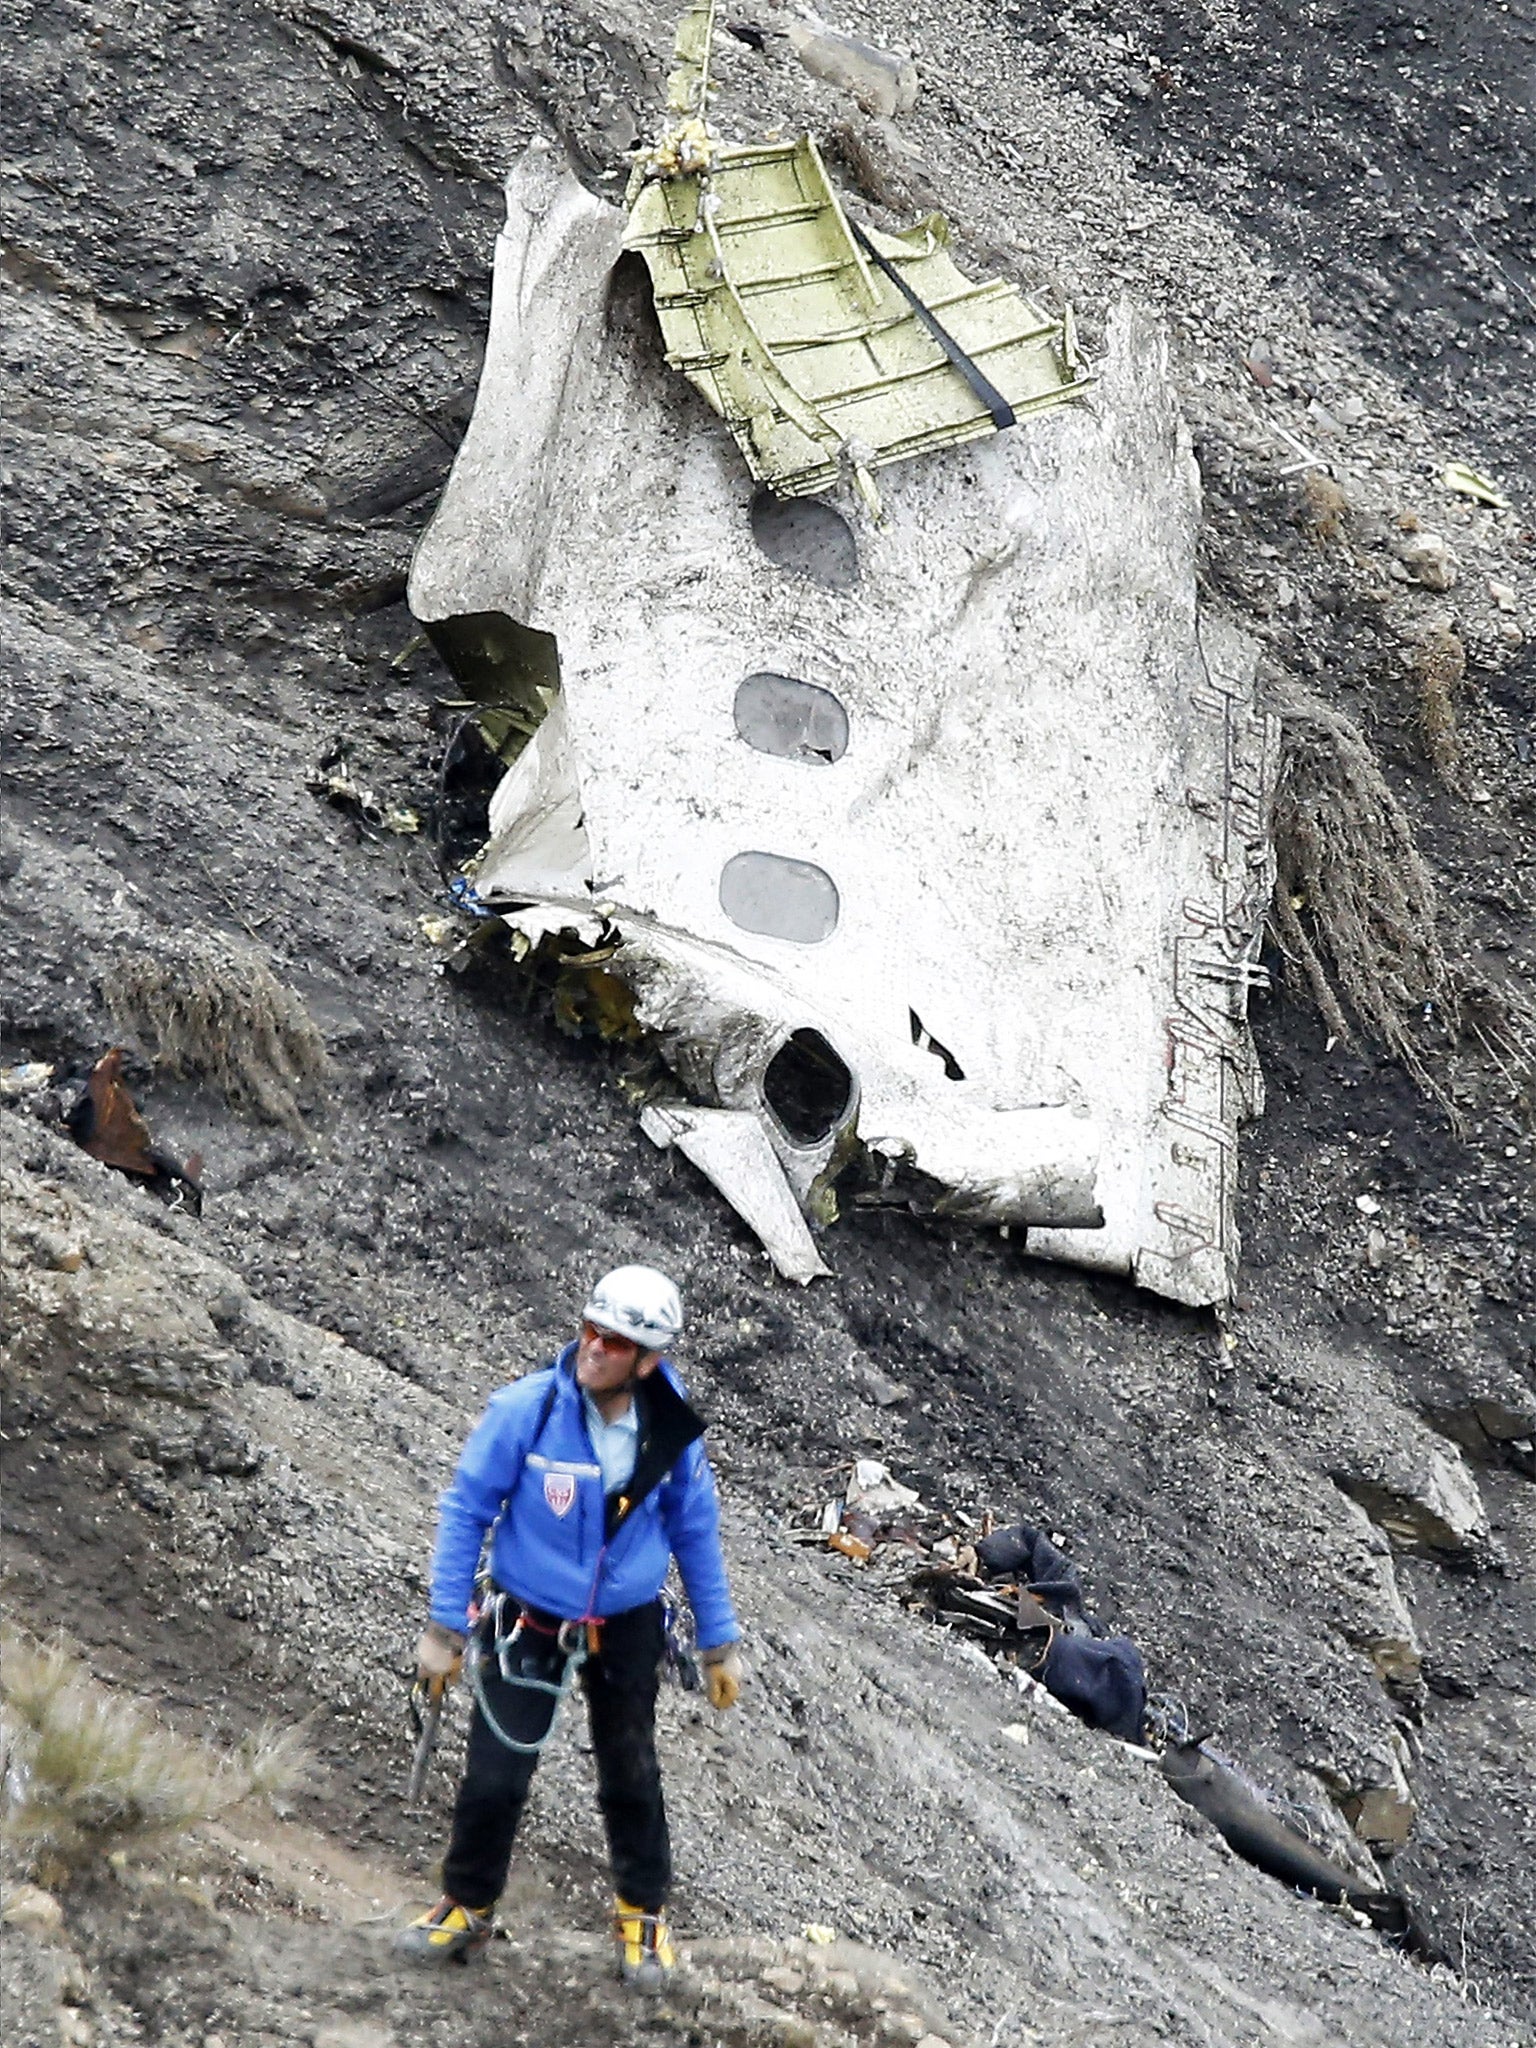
[406,1675,448,1804]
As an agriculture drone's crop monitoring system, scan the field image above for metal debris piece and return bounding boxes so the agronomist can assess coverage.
[1,1061,54,1099]
[409,148,1277,1307]
[640,1101,830,1283]
[1440,461,1510,510]
[475,692,590,904]
[63,1049,203,1212]
[623,0,1088,503]
[306,755,420,834]
[846,1459,920,1514]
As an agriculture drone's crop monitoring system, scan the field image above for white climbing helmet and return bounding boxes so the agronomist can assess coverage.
[582,1265,684,1351]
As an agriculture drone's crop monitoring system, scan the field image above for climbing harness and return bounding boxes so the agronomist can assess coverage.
[424,1359,698,1758]
[468,1593,604,1757]
[460,1361,626,1756]
[408,1366,585,1760]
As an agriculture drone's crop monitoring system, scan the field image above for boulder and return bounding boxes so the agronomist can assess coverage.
[1334,1443,1491,1559]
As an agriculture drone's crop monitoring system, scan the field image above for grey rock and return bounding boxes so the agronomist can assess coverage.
[196,1415,265,1477]
[1398,532,1459,591]
[1335,1445,1491,1558]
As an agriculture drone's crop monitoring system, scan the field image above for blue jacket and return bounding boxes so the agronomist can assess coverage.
[428,1344,740,1651]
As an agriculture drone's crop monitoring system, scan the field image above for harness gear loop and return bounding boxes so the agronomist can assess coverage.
[465,1593,597,1757]
[558,1618,589,1658]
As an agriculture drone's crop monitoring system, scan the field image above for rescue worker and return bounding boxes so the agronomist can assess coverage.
[393,1265,742,1989]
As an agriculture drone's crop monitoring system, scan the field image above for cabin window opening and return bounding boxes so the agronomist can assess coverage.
[733,672,849,764]
[749,488,860,589]
[764,1028,854,1144]
[719,851,840,944]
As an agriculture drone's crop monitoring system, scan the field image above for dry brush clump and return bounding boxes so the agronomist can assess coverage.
[1267,675,1535,1113]
[1268,673,1447,1081]
[1,1628,302,1881]
[1295,471,1350,545]
[104,931,331,1137]
[1409,620,1467,785]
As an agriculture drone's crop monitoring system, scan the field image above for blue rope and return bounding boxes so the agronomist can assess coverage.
[466,1626,587,1757]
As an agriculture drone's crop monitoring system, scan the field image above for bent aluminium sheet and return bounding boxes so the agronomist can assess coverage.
[409,146,1278,1305]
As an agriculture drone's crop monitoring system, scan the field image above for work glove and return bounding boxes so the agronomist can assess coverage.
[416,1621,467,1698]
[701,1643,743,1711]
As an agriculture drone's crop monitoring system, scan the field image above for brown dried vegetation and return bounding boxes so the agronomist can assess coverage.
[1268,675,1449,1091]
[1409,621,1466,785]
[1296,472,1349,545]
[1268,675,1535,1115]
[103,933,331,1138]
[1,1627,301,1881]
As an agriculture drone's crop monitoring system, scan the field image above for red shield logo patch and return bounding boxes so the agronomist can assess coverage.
[543,1471,576,1518]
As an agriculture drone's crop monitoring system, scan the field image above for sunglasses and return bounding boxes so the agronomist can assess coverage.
[580,1320,642,1356]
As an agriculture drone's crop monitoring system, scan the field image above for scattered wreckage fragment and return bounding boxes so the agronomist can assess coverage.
[408,2,1277,1305]
[306,748,420,836]
[1161,1742,1437,1956]
[4,1051,201,1210]
[71,1049,203,1211]
[906,1511,1149,1745]
[639,1101,829,1284]
[801,1465,1436,1953]
[0,1062,54,1100]
[623,3,1088,510]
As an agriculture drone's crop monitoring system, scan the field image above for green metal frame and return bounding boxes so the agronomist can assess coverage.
[624,3,1091,501]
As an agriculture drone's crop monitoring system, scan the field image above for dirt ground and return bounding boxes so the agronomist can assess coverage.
[1006,0,1536,485]
[2,2,1533,2045]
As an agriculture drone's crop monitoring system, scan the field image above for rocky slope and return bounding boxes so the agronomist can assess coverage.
[3,2,1533,2044]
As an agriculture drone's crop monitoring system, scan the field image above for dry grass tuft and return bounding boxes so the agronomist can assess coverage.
[1268,676,1451,1093]
[1409,621,1466,784]
[104,932,331,1137]
[1296,472,1349,544]
[1,1628,303,1880]
[1268,675,1536,1115]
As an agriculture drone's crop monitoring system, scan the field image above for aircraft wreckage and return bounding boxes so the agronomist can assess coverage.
[408,2,1278,1306]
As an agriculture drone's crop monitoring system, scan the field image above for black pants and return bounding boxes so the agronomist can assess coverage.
[442,1599,670,1913]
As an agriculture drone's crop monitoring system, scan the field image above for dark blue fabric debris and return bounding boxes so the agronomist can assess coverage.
[978,1520,1147,1741]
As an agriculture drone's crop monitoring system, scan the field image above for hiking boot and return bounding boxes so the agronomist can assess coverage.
[391,1896,495,1965]
[614,1897,675,1993]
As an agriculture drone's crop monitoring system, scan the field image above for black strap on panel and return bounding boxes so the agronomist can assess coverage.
[847,216,1017,431]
